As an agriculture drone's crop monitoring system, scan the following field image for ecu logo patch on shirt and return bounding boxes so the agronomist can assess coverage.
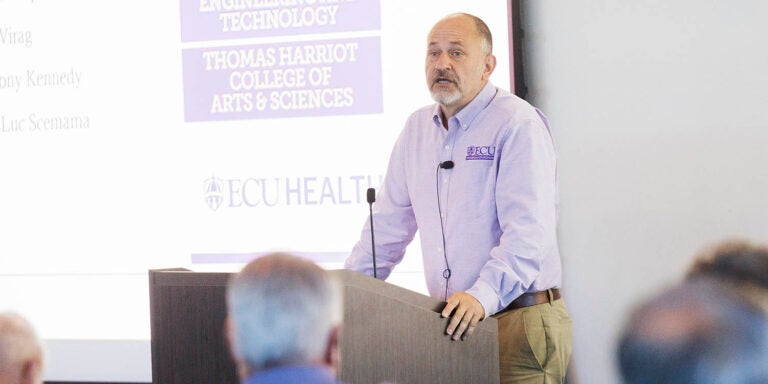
[466,145,496,161]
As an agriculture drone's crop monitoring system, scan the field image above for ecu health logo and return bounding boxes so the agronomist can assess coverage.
[204,176,224,211]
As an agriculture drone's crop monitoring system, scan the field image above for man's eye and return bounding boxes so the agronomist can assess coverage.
[450,51,463,57]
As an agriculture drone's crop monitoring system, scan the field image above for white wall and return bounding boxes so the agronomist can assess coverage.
[521,1,768,383]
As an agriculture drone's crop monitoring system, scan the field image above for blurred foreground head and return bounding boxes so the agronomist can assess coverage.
[687,239,768,312]
[618,278,768,384]
[226,253,342,379]
[0,312,44,384]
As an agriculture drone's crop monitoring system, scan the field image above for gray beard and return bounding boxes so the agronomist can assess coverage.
[430,88,462,106]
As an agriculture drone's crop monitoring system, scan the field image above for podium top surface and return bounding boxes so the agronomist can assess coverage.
[148,267,497,332]
[329,269,498,332]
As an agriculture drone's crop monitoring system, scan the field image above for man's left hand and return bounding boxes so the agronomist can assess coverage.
[441,292,485,341]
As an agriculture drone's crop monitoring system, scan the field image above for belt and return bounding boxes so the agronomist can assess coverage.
[503,288,561,312]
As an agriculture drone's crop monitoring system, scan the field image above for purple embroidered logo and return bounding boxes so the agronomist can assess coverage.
[466,145,496,160]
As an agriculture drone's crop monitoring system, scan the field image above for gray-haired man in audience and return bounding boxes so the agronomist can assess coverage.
[225,253,346,384]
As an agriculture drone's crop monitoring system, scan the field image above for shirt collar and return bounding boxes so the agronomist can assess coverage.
[431,81,497,131]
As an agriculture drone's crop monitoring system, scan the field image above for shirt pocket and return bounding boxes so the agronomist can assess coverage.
[452,159,496,222]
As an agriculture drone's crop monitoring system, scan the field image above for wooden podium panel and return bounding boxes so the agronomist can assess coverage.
[332,269,499,384]
[149,269,499,384]
[149,269,237,384]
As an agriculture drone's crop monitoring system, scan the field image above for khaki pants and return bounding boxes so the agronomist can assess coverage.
[492,299,573,384]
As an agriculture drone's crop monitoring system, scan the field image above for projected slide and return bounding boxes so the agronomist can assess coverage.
[0,0,512,381]
[180,1,383,121]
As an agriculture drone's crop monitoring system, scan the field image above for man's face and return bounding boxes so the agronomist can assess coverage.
[425,16,494,110]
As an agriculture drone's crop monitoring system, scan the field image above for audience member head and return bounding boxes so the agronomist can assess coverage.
[617,278,768,384]
[225,253,343,380]
[0,312,44,384]
[688,239,768,284]
[687,239,768,310]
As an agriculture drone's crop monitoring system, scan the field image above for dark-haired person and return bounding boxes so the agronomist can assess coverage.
[687,239,768,312]
[618,278,768,384]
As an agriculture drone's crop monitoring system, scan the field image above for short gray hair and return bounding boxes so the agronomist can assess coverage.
[446,13,493,55]
[227,253,342,371]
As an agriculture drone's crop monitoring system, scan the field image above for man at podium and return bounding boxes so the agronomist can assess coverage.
[345,12,572,384]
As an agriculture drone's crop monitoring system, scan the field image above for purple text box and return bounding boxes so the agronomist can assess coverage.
[182,36,382,122]
[181,0,381,42]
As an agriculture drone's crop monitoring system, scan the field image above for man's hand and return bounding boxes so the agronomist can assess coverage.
[441,292,485,341]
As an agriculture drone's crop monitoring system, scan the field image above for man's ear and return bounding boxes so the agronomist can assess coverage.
[224,316,236,358]
[324,325,341,369]
[483,54,497,81]
[224,316,249,381]
[20,358,43,384]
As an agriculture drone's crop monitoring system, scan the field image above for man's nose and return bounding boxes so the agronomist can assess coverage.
[433,52,451,70]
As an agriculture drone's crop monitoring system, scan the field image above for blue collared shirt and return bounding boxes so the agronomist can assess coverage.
[345,82,562,317]
[243,365,343,384]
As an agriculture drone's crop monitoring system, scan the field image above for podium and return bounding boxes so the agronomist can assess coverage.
[149,268,499,384]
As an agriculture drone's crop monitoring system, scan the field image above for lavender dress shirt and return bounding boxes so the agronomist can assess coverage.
[345,81,562,317]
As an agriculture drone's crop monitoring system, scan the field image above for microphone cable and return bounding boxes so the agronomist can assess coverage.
[436,161,454,301]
